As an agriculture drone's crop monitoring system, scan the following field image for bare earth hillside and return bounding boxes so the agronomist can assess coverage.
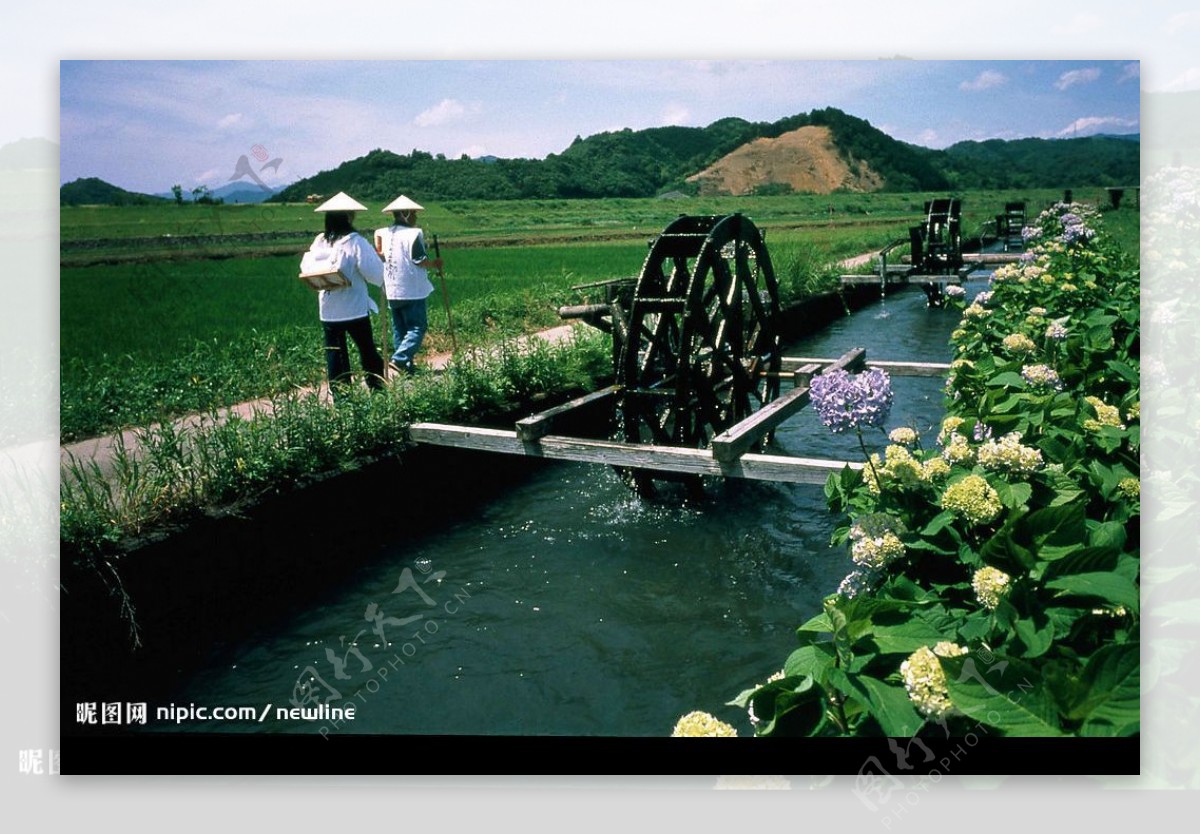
[686,125,884,195]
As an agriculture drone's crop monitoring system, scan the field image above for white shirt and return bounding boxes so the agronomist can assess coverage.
[375,224,435,301]
[305,232,384,322]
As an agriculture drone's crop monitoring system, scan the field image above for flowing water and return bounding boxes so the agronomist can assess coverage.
[161,281,984,738]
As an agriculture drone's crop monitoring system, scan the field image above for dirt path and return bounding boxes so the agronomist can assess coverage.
[60,323,583,474]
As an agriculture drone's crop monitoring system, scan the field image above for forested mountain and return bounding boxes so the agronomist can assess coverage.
[935,136,1140,189]
[63,107,1140,206]
[270,107,978,202]
[59,177,167,206]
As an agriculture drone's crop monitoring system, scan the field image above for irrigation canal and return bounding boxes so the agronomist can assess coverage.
[150,278,987,739]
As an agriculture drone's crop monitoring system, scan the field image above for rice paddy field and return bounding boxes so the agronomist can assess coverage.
[60,188,1138,442]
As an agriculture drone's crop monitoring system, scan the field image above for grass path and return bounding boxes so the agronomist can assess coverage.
[59,324,582,476]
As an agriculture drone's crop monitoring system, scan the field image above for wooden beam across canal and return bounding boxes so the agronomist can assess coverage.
[839,251,1025,286]
[407,349,951,486]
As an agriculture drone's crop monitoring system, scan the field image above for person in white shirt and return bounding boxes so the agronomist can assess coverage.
[374,195,443,374]
[304,192,386,397]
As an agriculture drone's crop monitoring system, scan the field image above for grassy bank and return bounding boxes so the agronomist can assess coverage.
[61,330,611,555]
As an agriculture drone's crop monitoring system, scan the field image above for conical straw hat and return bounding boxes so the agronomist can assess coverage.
[382,195,425,212]
[314,191,368,213]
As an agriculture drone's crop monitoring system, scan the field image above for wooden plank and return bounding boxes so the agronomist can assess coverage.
[839,274,966,285]
[710,384,812,463]
[961,252,1024,264]
[826,346,867,374]
[515,385,621,441]
[865,360,952,377]
[792,362,821,387]
[407,423,859,486]
[781,357,950,377]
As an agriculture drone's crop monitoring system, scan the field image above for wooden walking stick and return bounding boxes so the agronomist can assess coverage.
[373,235,392,379]
[431,234,457,352]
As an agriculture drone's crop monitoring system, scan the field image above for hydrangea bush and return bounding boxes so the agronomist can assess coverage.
[729,201,1139,739]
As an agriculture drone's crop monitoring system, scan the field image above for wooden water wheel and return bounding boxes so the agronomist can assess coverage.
[614,214,782,492]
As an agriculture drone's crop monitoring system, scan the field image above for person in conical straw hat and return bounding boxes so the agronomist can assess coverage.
[374,195,443,375]
[300,191,386,398]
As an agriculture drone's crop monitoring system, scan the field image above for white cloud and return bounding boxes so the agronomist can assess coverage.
[456,144,488,159]
[414,99,476,128]
[217,113,243,129]
[916,129,939,147]
[1118,63,1140,83]
[192,167,221,186]
[1055,68,1102,91]
[959,71,1006,92]
[1055,116,1138,137]
[659,103,691,126]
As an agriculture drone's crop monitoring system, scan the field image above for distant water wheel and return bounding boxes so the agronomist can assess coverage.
[615,214,782,494]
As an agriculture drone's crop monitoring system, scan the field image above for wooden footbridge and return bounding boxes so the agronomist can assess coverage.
[839,198,1025,305]
[409,212,951,494]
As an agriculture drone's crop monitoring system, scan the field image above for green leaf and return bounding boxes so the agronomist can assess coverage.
[988,371,1028,389]
[1044,573,1140,613]
[1021,503,1086,550]
[1088,521,1127,552]
[994,480,1033,510]
[833,672,925,737]
[784,643,836,682]
[796,612,833,636]
[941,655,1064,736]
[921,510,957,537]
[1013,617,1055,659]
[1040,546,1119,581]
[1105,360,1140,385]
[868,618,951,654]
[1069,643,1139,735]
[979,520,1036,572]
[748,678,822,736]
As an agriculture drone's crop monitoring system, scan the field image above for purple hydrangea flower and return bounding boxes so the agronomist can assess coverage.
[1020,364,1064,391]
[810,368,894,433]
[1062,222,1096,245]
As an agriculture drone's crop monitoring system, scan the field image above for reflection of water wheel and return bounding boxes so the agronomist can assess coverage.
[615,214,782,494]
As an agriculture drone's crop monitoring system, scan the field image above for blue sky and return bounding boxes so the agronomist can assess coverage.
[59,59,1141,193]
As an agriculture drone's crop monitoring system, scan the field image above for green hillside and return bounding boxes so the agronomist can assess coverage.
[60,177,167,207]
[271,107,1136,203]
[62,106,1136,206]
[272,108,961,202]
[935,136,1141,189]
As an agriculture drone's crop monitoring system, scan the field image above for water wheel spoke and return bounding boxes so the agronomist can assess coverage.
[617,213,782,491]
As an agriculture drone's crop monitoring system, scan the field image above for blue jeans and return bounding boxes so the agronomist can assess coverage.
[388,298,429,370]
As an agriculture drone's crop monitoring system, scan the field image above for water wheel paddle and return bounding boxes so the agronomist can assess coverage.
[615,214,782,494]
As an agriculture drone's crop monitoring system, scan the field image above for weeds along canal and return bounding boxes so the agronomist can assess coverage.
[148,282,983,738]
